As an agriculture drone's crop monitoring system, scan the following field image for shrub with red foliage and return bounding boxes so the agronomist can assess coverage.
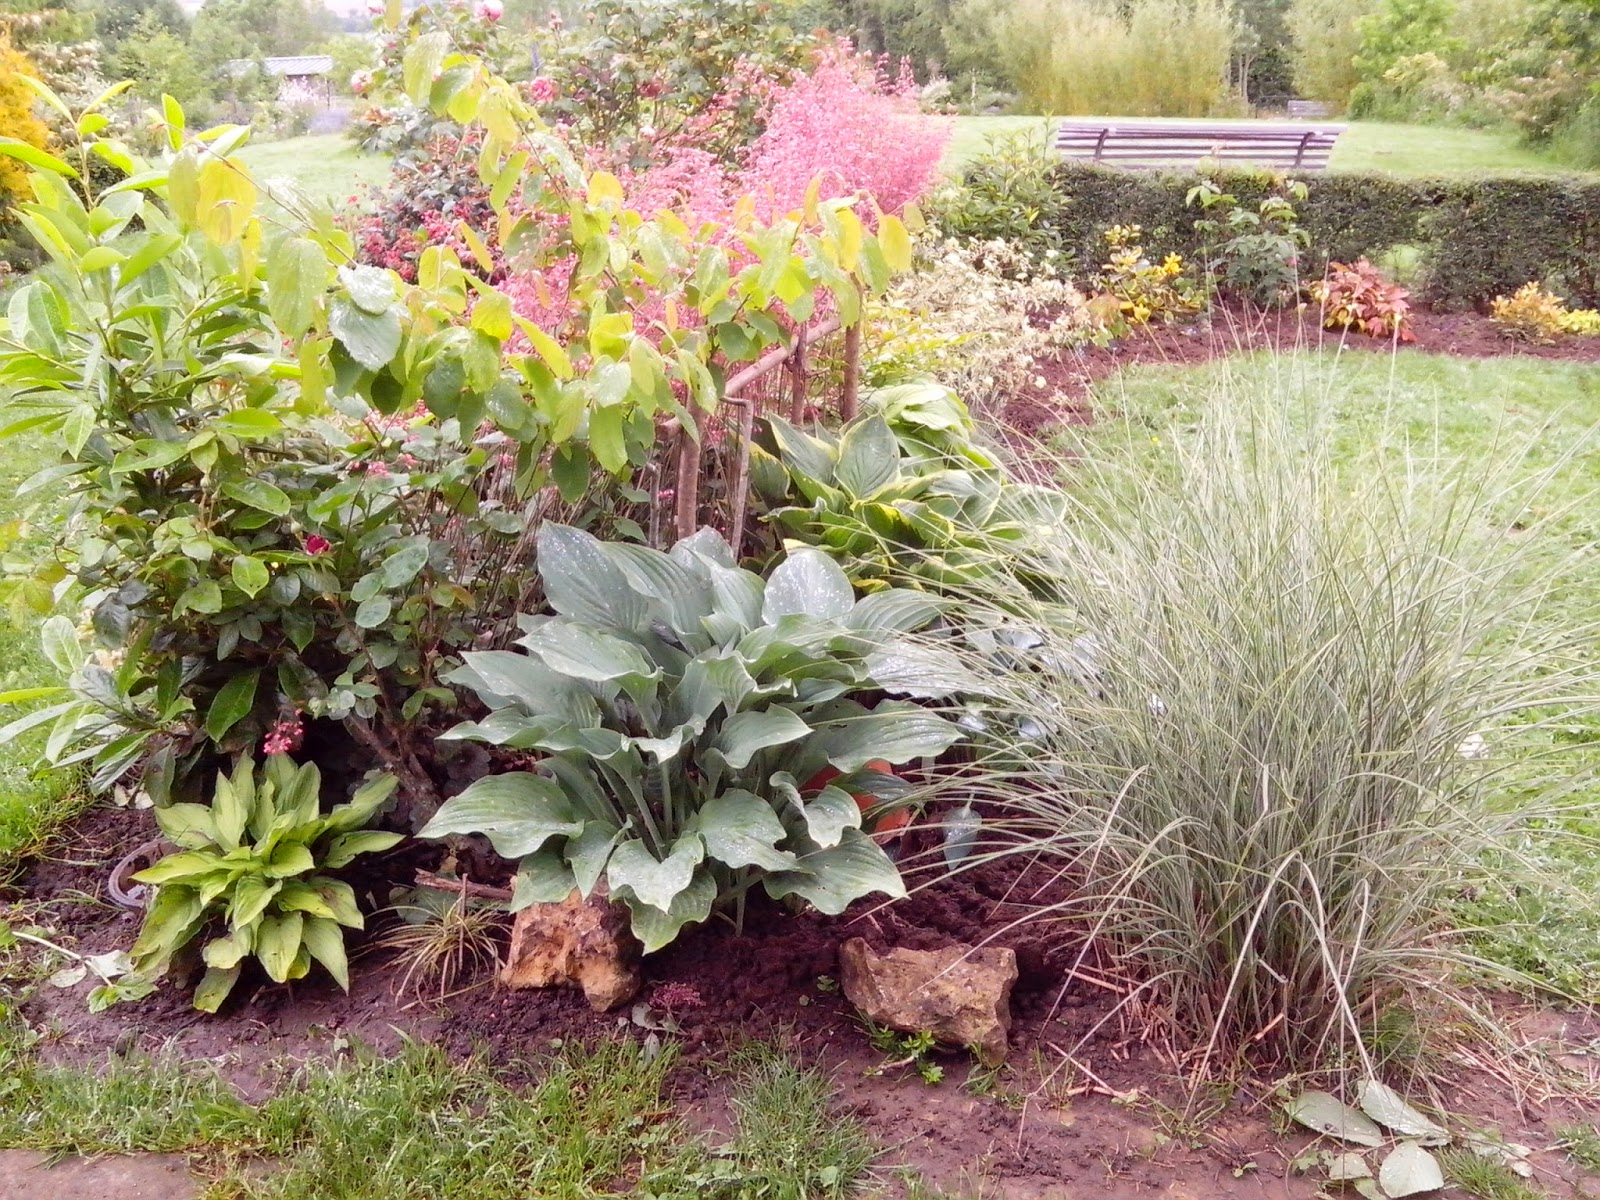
[1310,259,1416,342]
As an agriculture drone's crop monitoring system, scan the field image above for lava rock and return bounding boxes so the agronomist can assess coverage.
[838,937,1018,1065]
[500,888,641,1012]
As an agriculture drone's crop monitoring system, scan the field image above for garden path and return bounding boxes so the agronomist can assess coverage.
[0,1150,198,1199]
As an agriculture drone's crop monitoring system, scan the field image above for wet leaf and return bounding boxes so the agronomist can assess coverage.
[1377,1142,1443,1197]
[1283,1091,1384,1147]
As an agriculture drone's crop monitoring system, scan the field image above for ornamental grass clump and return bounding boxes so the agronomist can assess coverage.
[937,381,1600,1076]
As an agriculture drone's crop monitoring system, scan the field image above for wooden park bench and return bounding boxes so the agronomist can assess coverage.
[1055,117,1347,172]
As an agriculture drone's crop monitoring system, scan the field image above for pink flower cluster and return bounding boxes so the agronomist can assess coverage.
[263,715,305,756]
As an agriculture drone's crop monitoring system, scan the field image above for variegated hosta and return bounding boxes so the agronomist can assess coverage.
[419,523,966,951]
[130,756,401,1011]
[754,401,1071,594]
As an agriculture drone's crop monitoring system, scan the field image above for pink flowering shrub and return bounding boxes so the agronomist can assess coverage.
[740,48,949,220]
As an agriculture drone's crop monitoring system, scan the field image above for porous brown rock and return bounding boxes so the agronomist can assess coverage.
[499,888,641,1012]
[838,937,1018,1065]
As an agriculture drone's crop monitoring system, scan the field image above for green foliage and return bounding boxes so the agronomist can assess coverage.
[0,61,907,810]
[1285,0,1378,107]
[1188,178,1310,307]
[752,393,1069,594]
[929,128,1071,269]
[541,0,816,164]
[966,0,1241,117]
[130,755,400,1010]
[420,522,964,950]
[1036,163,1600,310]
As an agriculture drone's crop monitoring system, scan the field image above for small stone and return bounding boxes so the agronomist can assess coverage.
[838,937,1018,1066]
[500,888,641,1012]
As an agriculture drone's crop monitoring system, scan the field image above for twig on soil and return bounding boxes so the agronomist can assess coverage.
[413,870,513,902]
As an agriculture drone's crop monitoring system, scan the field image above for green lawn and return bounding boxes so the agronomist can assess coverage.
[1075,349,1600,1000]
[0,413,81,876]
[946,114,1592,176]
[236,134,394,206]
[0,1009,875,1198]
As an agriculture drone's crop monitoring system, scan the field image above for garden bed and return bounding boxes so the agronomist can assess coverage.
[10,802,1600,1198]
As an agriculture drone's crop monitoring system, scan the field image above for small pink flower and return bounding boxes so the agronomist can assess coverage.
[263,715,305,756]
[305,534,332,555]
[528,77,557,103]
[350,69,373,96]
[365,0,383,13]
[367,461,391,478]
[399,453,419,469]
[475,0,502,18]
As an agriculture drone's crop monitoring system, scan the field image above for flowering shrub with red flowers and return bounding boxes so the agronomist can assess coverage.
[354,132,500,281]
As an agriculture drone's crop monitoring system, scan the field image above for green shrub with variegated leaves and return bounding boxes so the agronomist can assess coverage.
[419,523,965,950]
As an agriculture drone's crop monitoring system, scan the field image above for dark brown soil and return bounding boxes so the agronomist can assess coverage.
[7,802,1600,1198]
[1000,302,1600,436]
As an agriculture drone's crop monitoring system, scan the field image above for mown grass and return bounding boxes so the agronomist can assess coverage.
[235,134,394,207]
[1070,348,1600,1001]
[0,995,875,1199]
[0,411,83,877]
[945,115,1595,176]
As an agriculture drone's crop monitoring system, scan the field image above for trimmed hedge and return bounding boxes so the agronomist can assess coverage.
[1013,163,1600,311]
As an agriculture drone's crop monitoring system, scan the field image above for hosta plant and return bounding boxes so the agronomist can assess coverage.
[419,523,965,951]
[130,756,401,1011]
[751,388,1071,594]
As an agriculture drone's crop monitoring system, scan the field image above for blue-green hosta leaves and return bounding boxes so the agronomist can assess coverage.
[129,755,397,1011]
[418,772,585,858]
[693,790,798,871]
[713,707,812,769]
[619,870,717,954]
[435,527,964,952]
[607,836,705,912]
[538,522,653,632]
[762,828,907,914]
[762,548,855,622]
[815,700,966,771]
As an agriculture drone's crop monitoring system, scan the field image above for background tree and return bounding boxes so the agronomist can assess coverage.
[1285,0,1376,106]
[112,8,209,107]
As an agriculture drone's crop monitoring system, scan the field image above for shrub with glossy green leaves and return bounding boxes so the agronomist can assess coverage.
[130,755,400,1011]
[419,523,965,950]
[0,44,910,815]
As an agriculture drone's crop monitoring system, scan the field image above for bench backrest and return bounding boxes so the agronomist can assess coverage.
[1055,119,1347,172]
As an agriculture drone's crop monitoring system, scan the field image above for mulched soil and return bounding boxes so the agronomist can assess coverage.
[7,802,1600,1199]
[1001,302,1600,437]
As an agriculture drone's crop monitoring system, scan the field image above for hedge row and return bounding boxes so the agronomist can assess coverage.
[1034,164,1600,311]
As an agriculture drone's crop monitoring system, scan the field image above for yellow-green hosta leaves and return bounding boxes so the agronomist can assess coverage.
[130,756,399,1010]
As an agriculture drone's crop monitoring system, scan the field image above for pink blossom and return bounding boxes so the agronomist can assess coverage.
[365,0,383,13]
[474,0,502,20]
[305,534,332,555]
[350,69,373,96]
[528,77,557,103]
[263,715,305,757]
[399,453,419,469]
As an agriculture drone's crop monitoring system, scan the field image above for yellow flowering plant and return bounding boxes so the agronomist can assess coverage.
[1094,225,1205,330]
